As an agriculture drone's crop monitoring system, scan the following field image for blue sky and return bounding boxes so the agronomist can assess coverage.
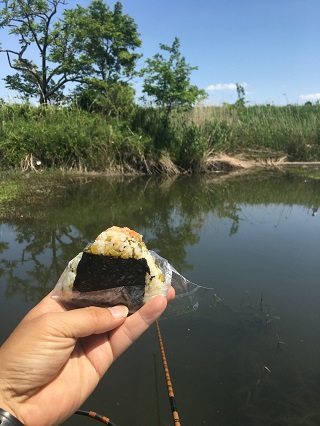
[0,0,319,105]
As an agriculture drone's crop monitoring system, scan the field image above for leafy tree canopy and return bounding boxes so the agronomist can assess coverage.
[0,0,141,104]
[72,79,136,118]
[55,0,142,84]
[141,37,207,115]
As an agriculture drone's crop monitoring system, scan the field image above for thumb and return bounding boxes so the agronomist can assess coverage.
[51,305,129,339]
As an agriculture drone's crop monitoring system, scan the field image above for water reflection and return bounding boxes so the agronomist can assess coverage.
[0,223,87,302]
[0,171,320,425]
[1,172,319,303]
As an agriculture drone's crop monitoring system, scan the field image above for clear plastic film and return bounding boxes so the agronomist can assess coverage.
[150,251,212,319]
[52,250,211,317]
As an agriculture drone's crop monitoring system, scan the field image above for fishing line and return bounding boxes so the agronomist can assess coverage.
[156,319,182,426]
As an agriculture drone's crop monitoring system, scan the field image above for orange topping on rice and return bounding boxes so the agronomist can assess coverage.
[107,226,142,242]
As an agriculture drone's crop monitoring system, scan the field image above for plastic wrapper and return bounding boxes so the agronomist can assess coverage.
[51,224,211,316]
[161,257,212,319]
[52,250,172,313]
[52,248,211,317]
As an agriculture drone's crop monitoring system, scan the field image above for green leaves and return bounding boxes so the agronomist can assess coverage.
[1,0,201,114]
[0,0,141,104]
[56,0,142,85]
[141,37,207,116]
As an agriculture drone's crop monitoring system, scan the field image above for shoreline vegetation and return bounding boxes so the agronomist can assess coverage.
[0,102,320,175]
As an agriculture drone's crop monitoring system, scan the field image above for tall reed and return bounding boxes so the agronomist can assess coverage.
[0,102,319,173]
[184,104,320,161]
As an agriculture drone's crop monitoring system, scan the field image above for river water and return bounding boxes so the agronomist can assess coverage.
[0,171,320,425]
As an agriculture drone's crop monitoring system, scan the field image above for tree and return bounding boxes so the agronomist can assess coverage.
[141,37,207,117]
[66,0,142,113]
[0,0,86,104]
[0,0,141,104]
[234,83,246,108]
[73,0,141,83]
[55,0,141,88]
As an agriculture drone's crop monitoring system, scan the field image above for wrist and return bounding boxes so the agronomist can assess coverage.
[0,373,24,425]
[0,408,25,426]
[0,396,24,426]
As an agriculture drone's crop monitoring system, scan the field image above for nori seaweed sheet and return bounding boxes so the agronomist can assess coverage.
[73,252,150,292]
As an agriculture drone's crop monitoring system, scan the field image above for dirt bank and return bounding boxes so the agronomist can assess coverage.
[206,154,320,172]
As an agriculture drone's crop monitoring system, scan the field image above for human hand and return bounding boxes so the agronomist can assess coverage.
[0,288,174,426]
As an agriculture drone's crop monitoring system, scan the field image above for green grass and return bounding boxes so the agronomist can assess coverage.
[0,180,19,203]
[0,104,154,172]
[0,103,319,173]
[177,104,320,161]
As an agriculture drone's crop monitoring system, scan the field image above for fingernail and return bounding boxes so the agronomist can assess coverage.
[108,305,129,318]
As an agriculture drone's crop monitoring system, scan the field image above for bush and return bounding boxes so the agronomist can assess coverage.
[0,102,319,173]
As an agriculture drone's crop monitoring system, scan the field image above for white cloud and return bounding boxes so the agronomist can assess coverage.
[206,82,248,91]
[299,93,320,102]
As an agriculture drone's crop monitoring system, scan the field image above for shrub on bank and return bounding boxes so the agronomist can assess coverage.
[0,102,319,173]
[0,104,154,172]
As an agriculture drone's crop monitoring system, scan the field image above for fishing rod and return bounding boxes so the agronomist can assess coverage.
[156,319,181,426]
[75,409,118,425]
[75,320,181,426]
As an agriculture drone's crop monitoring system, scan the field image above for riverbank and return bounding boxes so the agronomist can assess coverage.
[0,103,319,173]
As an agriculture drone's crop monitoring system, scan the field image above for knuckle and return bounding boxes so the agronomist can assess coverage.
[120,322,135,345]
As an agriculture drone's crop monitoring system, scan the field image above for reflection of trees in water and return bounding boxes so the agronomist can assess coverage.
[1,225,88,302]
[1,176,207,301]
[1,172,320,303]
[216,201,243,236]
